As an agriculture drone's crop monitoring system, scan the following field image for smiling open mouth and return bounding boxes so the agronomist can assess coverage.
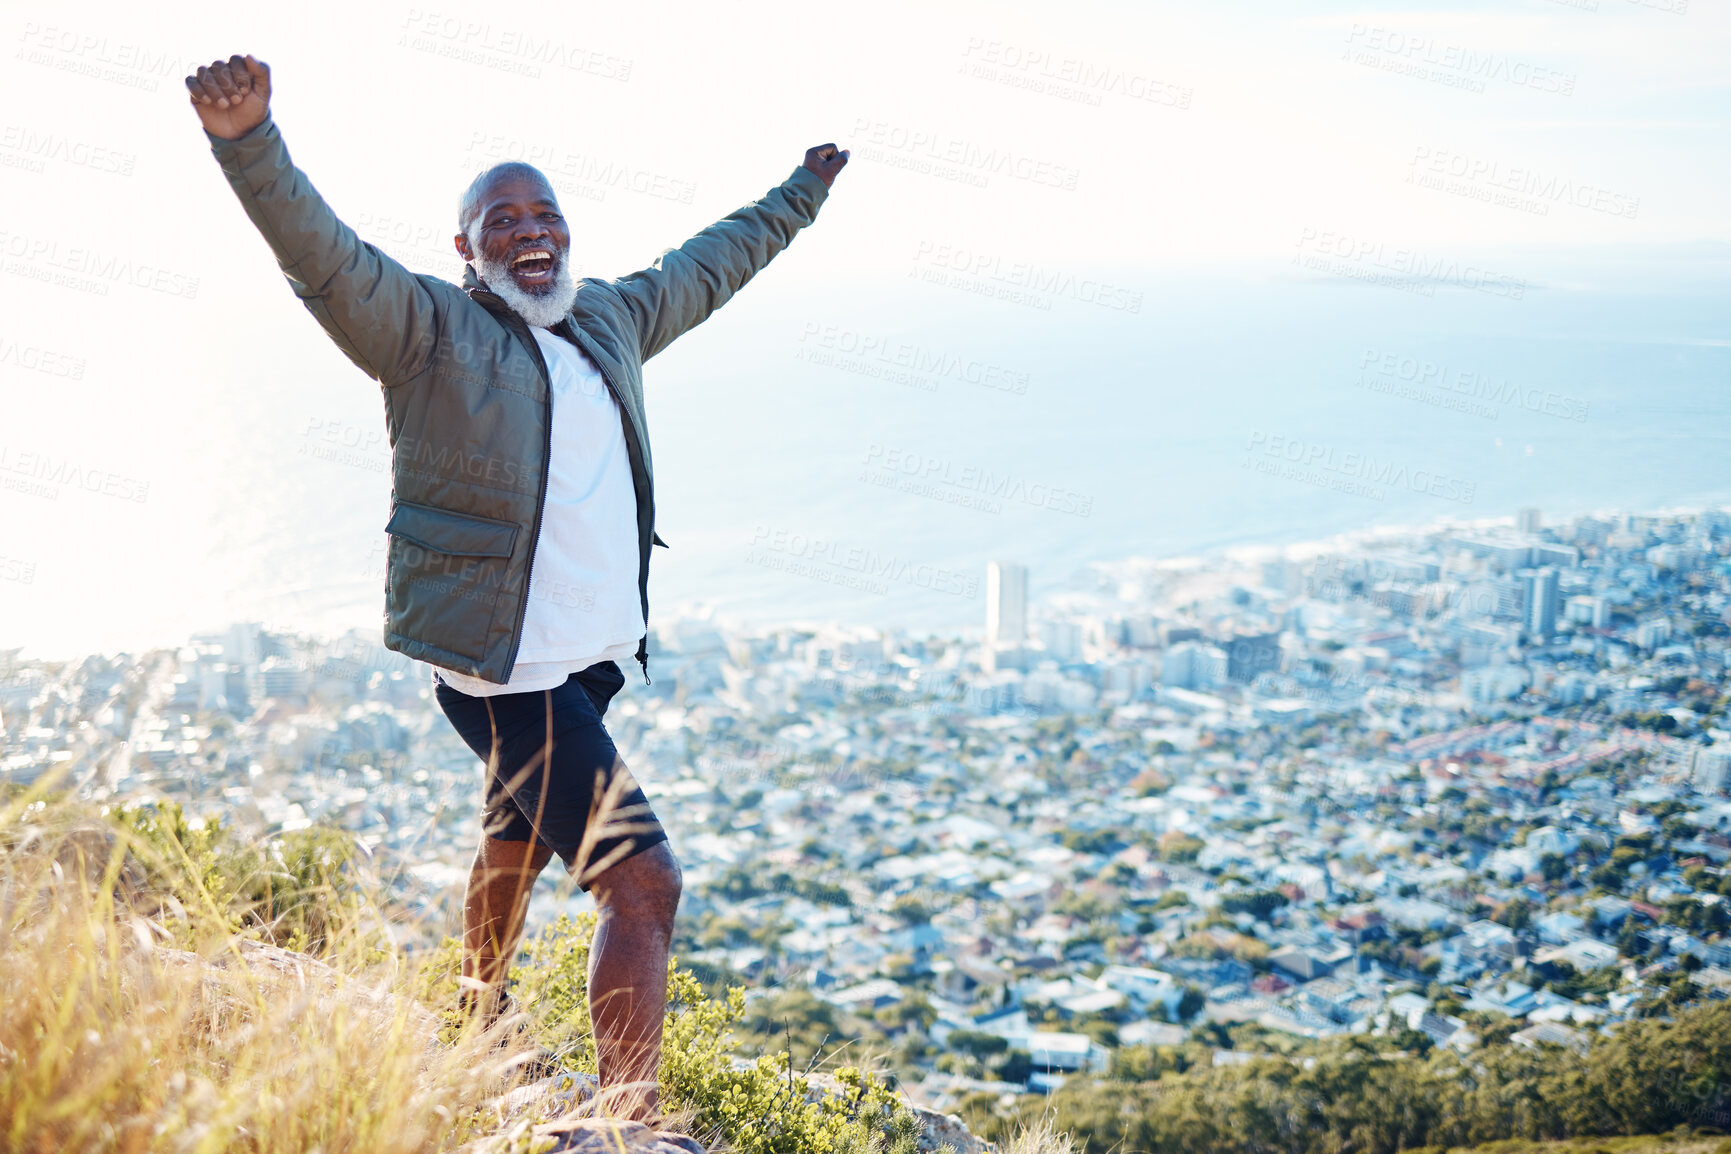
[510,248,556,283]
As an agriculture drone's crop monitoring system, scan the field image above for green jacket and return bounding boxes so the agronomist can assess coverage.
[207,116,831,684]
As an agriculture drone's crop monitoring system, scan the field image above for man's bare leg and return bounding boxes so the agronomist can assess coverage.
[587,840,682,1122]
[463,835,554,1014]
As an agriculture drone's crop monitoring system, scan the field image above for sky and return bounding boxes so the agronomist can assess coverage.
[1,0,1728,658]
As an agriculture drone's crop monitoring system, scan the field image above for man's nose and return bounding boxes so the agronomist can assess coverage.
[511,217,552,242]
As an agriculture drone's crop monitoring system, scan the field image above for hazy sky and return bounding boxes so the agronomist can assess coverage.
[2,0,1728,658]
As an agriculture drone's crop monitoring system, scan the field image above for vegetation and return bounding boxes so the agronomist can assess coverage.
[958,1005,1731,1154]
[0,788,1062,1154]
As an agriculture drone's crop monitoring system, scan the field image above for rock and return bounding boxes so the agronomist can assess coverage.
[651,1133,706,1154]
[486,1072,705,1154]
[908,1104,993,1154]
[460,1121,709,1154]
[797,1069,996,1154]
[507,1118,706,1154]
[495,1070,598,1122]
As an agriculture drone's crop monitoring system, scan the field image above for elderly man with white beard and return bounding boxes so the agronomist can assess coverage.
[186,54,848,1122]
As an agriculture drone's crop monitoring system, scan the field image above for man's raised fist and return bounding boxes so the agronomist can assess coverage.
[802,144,850,190]
[185,54,271,142]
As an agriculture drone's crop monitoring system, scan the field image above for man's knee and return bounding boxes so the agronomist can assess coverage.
[594,841,682,922]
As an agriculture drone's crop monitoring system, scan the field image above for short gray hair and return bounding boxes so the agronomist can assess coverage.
[457,162,557,239]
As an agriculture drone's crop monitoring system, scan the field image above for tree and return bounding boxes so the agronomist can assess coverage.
[1221,890,1290,920]
[1157,831,1206,863]
[1496,897,1534,931]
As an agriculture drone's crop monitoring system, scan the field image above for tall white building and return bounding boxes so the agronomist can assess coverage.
[1517,508,1542,535]
[1162,641,1227,690]
[1521,568,1559,642]
[1635,618,1672,650]
[986,562,1028,650]
[1040,619,1083,662]
[1692,745,1731,794]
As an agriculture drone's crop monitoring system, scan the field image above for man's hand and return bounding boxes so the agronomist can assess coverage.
[185,54,271,141]
[802,143,850,190]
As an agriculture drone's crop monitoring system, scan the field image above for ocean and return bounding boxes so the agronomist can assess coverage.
[5,251,1729,656]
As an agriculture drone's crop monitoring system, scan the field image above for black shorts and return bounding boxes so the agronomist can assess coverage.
[433,660,669,888]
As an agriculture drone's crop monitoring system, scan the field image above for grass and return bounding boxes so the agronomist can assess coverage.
[1,792,541,1153]
[0,782,1075,1154]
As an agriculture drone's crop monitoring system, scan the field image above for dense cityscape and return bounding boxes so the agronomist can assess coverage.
[5,504,1730,1117]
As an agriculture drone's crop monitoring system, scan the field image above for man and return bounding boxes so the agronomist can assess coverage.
[186,54,846,1120]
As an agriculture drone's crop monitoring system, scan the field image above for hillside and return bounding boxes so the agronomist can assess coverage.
[9,786,1731,1154]
[0,791,1043,1154]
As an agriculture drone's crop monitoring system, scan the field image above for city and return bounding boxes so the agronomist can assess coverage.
[4,504,1729,1119]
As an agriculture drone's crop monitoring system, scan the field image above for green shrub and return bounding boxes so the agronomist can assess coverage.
[113,801,380,959]
[508,914,950,1154]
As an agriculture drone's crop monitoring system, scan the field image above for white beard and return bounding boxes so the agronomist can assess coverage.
[475,244,578,328]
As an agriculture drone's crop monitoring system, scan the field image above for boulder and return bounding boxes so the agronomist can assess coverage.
[799,1069,996,1154]
[463,1117,705,1154]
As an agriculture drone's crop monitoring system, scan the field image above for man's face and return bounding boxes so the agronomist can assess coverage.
[456,174,571,296]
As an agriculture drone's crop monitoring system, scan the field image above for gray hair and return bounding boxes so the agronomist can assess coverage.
[457,162,557,242]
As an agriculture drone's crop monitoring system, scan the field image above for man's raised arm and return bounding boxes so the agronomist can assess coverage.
[187,55,436,386]
[607,144,849,363]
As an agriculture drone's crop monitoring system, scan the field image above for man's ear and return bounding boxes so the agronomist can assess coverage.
[454,232,474,261]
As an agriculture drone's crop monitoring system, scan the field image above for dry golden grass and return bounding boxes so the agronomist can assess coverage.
[0,782,1076,1154]
[0,790,561,1154]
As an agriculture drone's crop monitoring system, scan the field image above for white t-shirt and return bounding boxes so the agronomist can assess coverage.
[432,327,645,697]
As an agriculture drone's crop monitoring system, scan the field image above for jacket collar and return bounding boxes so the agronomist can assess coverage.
[461,262,496,302]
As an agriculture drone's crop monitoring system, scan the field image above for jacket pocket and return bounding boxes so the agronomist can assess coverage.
[384,501,521,664]
[386,501,518,558]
